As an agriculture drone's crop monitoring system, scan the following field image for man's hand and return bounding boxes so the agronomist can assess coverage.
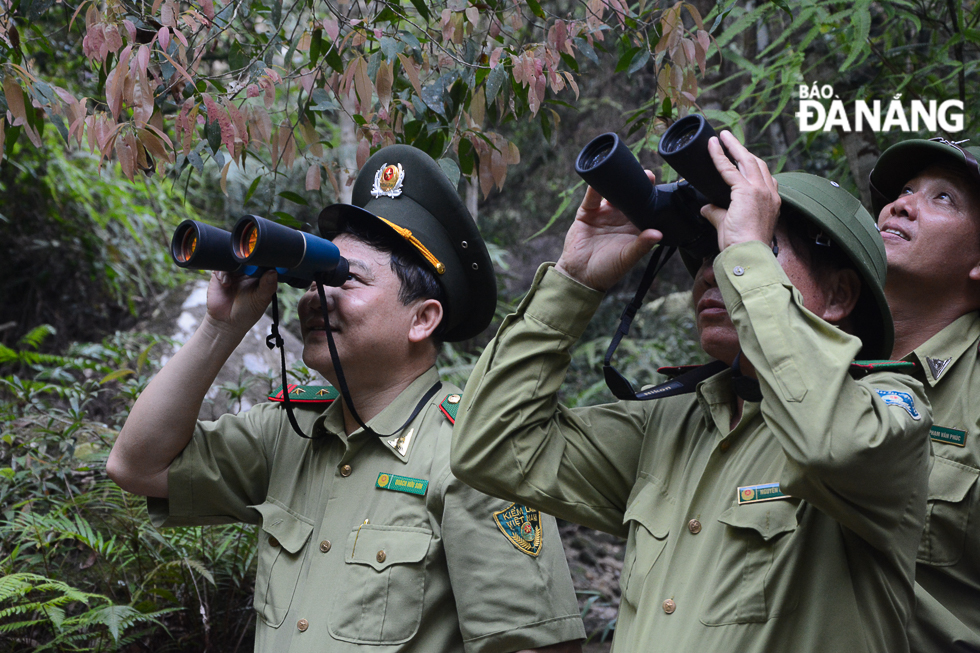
[202,268,279,340]
[554,171,662,292]
[700,130,781,251]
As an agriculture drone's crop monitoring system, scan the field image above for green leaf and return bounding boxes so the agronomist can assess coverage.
[278,191,309,205]
[244,176,262,205]
[309,29,322,65]
[409,0,430,20]
[573,37,600,66]
[229,41,249,72]
[559,52,579,73]
[100,369,136,384]
[437,158,460,188]
[525,0,545,19]
[626,48,650,76]
[271,0,282,27]
[615,46,641,74]
[324,46,343,73]
[379,36,400,61]
[205,119,222,155]
[485,64,507,104]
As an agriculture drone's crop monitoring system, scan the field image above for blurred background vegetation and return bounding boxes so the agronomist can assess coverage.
[3,0,980,649]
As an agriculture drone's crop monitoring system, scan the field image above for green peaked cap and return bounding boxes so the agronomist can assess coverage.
[318,145,497,342]
[870,138,980,217]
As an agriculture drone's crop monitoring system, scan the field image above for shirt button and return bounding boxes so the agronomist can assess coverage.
[319,540,332,553]
[340,464,352,477]
[376,550,387,563]
[663,599,676,614]
[720,440,730,453]
[733,266,745,276]
[268,536,280,548]
[297,619,309,632]
[688,519,702,534]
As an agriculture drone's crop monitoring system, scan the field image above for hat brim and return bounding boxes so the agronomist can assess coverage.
[870,139,980,217]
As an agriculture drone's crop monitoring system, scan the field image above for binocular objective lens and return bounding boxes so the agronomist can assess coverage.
[177,229,197,263]
[237,223,258,259]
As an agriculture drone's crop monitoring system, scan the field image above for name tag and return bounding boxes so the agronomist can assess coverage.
[737,482,788,505]
[930,426,967,447]
[376,472,428,496]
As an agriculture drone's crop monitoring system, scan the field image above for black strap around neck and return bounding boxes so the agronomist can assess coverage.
[265,283,442,440]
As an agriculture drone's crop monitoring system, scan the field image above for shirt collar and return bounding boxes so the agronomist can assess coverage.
[905,311,980,387]
[317,367,441,462]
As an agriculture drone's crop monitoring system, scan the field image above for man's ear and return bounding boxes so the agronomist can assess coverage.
[820,268,861,325]
[408,299,444,343]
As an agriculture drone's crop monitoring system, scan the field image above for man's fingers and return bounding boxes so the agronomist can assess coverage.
[700,204,725,230]
[580,184,604,211]
[707,136,743,185]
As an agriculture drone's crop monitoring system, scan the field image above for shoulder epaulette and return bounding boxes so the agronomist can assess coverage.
[439,393,463,424]
[267,384,339,403]
[849,359,919,377]
[657,365,703,379]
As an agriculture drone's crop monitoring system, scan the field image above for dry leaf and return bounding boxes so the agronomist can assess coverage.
[376,60,393,112]
[305,162,321,191]
[397,53,423,99]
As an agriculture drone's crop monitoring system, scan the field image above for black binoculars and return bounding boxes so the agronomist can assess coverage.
[171,215,350,288]
[575,114,730,259]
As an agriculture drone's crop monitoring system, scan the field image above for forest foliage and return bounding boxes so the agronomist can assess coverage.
[3,0,980,649]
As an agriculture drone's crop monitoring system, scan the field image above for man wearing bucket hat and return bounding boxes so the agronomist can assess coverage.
[869,138,980,653]
[107,144,585,652]
[451,129,932,653]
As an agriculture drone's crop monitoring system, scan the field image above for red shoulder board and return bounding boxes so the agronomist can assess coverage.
[849,359,919,377]
[268,384,339,403]
[657,365,703,379]
[439,393,463,424]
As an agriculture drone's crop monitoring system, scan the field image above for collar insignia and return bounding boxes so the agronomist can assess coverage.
[371,163,405,198]
[927,357,952,380]
[386,428,414,457]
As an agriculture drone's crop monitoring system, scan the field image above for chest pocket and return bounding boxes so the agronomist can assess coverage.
[252,501,315,628]
[918,456,979,566]
[699,499,800,626]
[620,481,671,608]
[328,524,432,645]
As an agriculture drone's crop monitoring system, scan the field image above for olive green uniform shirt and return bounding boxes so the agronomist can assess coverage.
[903,311,980,653]
[452,242,932,653]
[149,368,585,653]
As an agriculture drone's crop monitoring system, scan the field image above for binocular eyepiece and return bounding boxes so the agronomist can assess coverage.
[575,114,730,259]
[171,215,350,288]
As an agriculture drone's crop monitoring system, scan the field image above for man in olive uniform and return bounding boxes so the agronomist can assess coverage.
[869,138,980,653]
[107,145,585,653]
[451,130,933,653]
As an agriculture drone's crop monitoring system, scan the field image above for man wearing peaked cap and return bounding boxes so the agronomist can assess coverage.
[452,129,932,653]
[319,144,497,342]
[870,138,980,653]
[107,143,585,653]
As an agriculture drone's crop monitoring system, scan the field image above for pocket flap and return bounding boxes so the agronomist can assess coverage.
[718,500,799,542]
[252,501,314,554]
[929,457,980,503]
[345,525,432,571]
[622,480,672,539]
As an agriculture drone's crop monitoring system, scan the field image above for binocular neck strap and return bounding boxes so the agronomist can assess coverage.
[602,244,677,400]
[266,285,442,440]
[313,277,442,439]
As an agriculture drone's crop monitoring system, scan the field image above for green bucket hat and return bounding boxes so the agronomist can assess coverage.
[776,172,892,359]
[680,172,892,359]
[318,144,496,342]
[869,137,980,217]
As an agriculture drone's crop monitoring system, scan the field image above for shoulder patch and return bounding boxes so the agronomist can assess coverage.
[492,503,543,556]
[849,359,918,378]
[268,384,339,403]
[875,389,922,420]
[439,393,461,424]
